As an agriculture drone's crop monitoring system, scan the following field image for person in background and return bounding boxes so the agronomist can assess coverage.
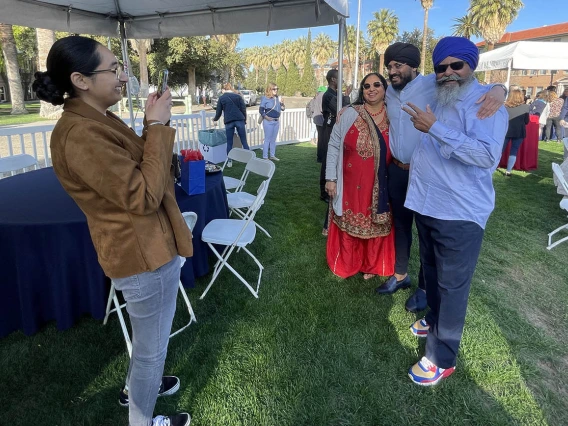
[32,35,191,426]
[544,90,565,142]
[212,82,250,167]
[374,41,507,315]
[310,85,327,154]
[402,36,508,386]
[530,90,550,140]
[202,86,208,106]
[259,82,285,161]
[502,89,530,176]
[325,72,395,279]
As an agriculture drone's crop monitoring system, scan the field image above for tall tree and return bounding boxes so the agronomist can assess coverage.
[213,34,240,82]
[417,0,434,74]
[312,33,336,85]
[367,9,399,75]
[452,14,482,40]
[300,30,317,96]
[397,28,441,75]
[0,24,27,114]
[286,62,301,96]
[129,39,153,96]
[469,0,523,51]
[36,28,61,118]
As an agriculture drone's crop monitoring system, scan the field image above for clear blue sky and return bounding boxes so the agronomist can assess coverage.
[238,0,565,49]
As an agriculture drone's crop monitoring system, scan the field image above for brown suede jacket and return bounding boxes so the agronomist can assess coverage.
[50,98,193,278]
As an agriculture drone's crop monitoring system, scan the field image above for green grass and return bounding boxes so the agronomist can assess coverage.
[1,142,567,425]
[0,102,42,126]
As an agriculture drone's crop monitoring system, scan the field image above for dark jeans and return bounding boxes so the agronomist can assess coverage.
[319,124,333,198]
[225,120,249,153]
[387,163,425,288]
[545,117,563,141]
[415,214,484,369]
[502,137,524,172]
[316,125,325,163]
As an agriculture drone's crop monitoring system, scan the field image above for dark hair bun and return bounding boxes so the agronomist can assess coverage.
[32,71,65,105]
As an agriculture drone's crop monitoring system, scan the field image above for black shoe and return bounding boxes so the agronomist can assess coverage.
[375,275,411,294]
[153,413,191,426]
[405,288,427,313]
[119,376,180,407]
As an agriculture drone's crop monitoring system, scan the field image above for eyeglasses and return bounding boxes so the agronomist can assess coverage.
[85,61,125,79]
[386,62,406,72]
[434,61,465,74]
[272,88,278,91]
[363,82,383,90]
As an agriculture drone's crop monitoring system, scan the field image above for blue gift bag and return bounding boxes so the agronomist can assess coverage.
[179,157,205,195]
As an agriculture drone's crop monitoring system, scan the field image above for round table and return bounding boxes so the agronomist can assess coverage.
[0,168,228,338]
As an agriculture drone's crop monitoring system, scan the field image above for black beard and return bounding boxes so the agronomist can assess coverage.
[389,73,412,91]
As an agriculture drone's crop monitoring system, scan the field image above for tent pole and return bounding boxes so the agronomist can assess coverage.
[119,22,136,129]
[353,0,361,89]
[337,17,345,115]
[506,59,512,88]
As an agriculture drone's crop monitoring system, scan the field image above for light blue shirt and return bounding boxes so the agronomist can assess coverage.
[404,79,508,229]
[386,73,436,164]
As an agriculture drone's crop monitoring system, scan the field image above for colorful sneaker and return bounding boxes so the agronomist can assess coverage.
[152,413,191,426]
[408,356,455,386]
[119,376,180,407]
[410,318,429,337]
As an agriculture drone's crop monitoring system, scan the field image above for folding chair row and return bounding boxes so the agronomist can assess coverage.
[103,212,198,357]
[548,162,568,250]
[200,180,270,299]
[221,148,256,193]
[227,157,275,238]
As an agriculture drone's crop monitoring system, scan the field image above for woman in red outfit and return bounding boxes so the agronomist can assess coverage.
[325,73,395,279]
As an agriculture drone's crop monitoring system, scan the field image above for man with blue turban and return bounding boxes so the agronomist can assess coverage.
[401,36,509,386]
[375,40,507,317]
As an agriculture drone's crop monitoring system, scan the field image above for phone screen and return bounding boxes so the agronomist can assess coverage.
[157,69,169,96]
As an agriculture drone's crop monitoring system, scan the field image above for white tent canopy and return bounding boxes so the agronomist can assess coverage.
[0,0,348,38]
[477,41,568,71]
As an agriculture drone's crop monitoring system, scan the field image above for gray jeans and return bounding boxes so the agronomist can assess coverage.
[113,256,181,426]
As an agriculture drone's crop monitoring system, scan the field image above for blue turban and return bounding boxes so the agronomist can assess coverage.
[432,36,479,71]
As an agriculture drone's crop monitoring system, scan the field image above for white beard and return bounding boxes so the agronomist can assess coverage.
[435,75,475,107]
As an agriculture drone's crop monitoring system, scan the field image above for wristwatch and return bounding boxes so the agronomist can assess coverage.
[326,179,337,183]
[493,83,508,96]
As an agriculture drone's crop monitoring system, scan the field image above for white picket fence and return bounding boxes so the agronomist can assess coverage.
[0,108,312,174]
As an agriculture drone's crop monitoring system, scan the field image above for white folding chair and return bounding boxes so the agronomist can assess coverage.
[0,154,38,175]
[103,212,198,357]
[221,148,256,193]
[563,137,568,159]
[199,181,269,299]
[548,163,568,250]
[227,158,275,238]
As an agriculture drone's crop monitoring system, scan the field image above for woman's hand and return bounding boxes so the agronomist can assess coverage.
[146,88,173,124]
[325,181,337,198]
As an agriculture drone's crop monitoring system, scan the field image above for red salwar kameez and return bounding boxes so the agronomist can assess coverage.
[327,114,395,278]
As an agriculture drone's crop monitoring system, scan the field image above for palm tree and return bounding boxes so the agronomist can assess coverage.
[312,33,336,85]
[469,0,524,51]
[213,34,240,81]
[36,28,61,118]
[129,39,153,96]
[417,0,434,74]
[367,9,399,75]
[258,48,271,86]
[279,39,294,71]
[291,37,306,71]
[452,14,482,40]
[0,23,27,114]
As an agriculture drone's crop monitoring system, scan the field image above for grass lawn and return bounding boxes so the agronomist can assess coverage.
[0,102,42,126]
[1,142,567,425]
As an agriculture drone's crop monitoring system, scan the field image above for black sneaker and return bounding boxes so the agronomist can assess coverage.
[152,413,191,426]
[119,376,180,407]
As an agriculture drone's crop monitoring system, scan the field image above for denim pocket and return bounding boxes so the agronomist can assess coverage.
[113,274,142,299]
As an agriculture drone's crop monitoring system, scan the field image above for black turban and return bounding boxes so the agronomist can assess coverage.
[384,43,421,69]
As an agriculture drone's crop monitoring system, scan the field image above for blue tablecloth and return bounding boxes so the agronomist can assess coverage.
[0,168,228,338]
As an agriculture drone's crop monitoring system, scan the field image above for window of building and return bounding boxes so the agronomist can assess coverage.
[0,86,5,102]
[554,38,561,42]
[522,70,528,75]
[530,70,538,75]
[526,87,533,97]
[539,70,548,75]
[536,86,544,93]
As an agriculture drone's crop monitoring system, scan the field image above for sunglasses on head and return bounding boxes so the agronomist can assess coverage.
[434,61,466,74]
[363,82,383,90]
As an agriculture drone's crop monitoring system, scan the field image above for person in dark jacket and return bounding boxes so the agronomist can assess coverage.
[502,89,530,176]
[213,83,250,158]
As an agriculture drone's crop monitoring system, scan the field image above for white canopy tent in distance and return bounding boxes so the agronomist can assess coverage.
[477,41,568,88]
[0,0,349,125]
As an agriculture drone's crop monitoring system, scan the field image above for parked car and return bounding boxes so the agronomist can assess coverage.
[240,90,258,107]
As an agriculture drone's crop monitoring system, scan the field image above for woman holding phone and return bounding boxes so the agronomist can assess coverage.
[32,36,191,426]
[259,82,285,161]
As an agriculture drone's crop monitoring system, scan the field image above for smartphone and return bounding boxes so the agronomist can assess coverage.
[157,69,169,96]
